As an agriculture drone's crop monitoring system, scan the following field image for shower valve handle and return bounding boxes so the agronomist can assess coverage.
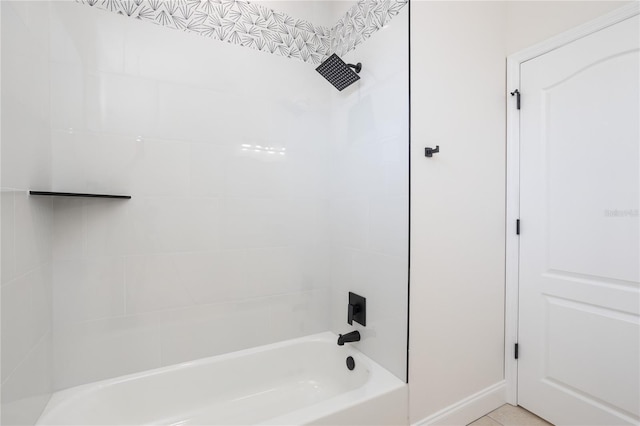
[347,292,366,326]
[348,303,361,325]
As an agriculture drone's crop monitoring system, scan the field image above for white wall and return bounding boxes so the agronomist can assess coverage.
[48,1,333,390]
[328,6,409,381]
[1,1,54,424]
[506,1,629,55]
[409,2,630,425]
[409,2,507,423]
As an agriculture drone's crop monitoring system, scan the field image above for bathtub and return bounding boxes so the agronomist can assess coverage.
[37,332,407,425]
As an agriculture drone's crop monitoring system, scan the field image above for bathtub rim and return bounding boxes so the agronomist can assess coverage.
[38,331,406,425]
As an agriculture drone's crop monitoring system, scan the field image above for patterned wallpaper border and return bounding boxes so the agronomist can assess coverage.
[76,0,408,64]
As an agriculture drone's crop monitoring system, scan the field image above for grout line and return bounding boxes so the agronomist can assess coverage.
[1,331,50,387]
[3,261,50,289]
[122,254,127,317]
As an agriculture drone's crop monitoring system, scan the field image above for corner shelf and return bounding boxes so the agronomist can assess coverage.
[29,191,131,199]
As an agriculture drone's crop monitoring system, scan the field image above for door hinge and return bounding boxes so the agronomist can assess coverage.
[510,89,521,110]
[516,219,520,235]
[515,343,519,359]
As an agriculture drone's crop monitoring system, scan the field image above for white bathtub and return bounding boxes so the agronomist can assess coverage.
[37,332,407,425]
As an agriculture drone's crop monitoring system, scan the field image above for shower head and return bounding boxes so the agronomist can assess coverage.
[316,53,362,91]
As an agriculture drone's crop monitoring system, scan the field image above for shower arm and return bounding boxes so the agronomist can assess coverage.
[347,63,362,74]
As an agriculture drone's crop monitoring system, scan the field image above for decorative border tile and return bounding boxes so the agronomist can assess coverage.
[330,0,408,57]
[75,0,408,64]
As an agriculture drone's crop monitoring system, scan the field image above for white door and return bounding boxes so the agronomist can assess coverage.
[518,14,640,426]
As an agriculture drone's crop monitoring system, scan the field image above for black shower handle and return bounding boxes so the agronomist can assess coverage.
[348,303,361,325]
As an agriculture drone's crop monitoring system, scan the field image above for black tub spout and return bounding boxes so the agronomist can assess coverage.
[337,330,360,346]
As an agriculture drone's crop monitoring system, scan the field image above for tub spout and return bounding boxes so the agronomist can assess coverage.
[337,330,360,346]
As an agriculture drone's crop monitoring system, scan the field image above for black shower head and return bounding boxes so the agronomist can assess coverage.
[316,53,362,91]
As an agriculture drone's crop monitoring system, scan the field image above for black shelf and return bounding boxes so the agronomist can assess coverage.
[29,191,131,199]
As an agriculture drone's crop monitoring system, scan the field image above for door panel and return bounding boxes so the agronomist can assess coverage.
[545,50,639,283]
[518,14,640,426]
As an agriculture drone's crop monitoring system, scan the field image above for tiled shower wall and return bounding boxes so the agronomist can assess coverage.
[1,2,54,424]
[328,5,409,380]
[48,0,334,390]
[1,1,410,414]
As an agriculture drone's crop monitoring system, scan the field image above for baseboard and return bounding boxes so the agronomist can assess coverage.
[412,381,506,426]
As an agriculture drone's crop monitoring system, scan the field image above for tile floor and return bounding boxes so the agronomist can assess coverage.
[469,404,553,426]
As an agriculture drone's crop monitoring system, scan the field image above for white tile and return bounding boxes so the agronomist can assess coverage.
[218,198,292,249]
[127,197,220,254]
[50,62,86,132]
[268,289,330,341]
[51,130,88,194]
[1,265,51,382]
[189,143,226,197]
[288,198,330,248]
[229,96,280,142]
[31,264,53,341]
[303,288,331,335]
[379,134,409,166]
[84,198,130,257]
[328,197,368,249]
[53,313,160,390]
[156,83,239,144]
[0,93,52,191]
[328,248,358,332]
[180,250,249,304]
[14,193,52,277]
[52,197,84,260]
[52,129,146,196]
[158,301,260,366]
[53,257,125,324]
[81,132,143,195]
[50,1,125,73]
[367,196,409,258]
[0,2,51,190]
[287,152,329,199]
[2,190,16,285]
[158,293,325,368]
[292,246,331,291]
[381,158,410,198]
[123,15,238,90]
[48,1,83,67]
[229,296,281,346]
[352,251,408,316]
[11,1,51,49]
[134,139,190,197]
[85,72,157,136]
[1,2,49,120]
[327,145,379,200]
[1,333,52,426]
[244,247,300,296]
[1,277,35,381]
[124,254,195,314]
[221,144,294,199]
